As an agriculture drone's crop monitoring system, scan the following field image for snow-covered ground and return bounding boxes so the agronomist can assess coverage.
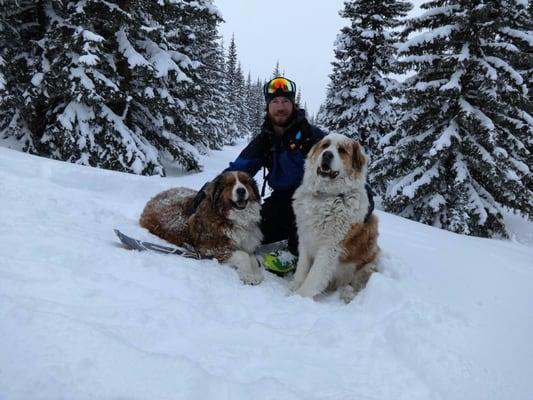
[1,143,533,400]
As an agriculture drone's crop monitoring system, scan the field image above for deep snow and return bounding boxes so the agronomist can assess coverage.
[1,143,533,400]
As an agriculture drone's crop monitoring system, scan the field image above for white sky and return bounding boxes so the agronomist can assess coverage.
[215,0,346,117]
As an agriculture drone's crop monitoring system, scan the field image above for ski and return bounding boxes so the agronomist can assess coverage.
[114,229,202,259]
[114,229,289,259]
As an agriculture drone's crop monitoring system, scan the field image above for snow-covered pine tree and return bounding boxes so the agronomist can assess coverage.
[175,0,236,150]
[243,72,255,137]
[224,34,244,140]
[107,0,208,173]
[0,5,13,144]
[30,1,155,173]
[295,88,302,108]
[0,1,39,151]
[491,0,533,190]
[2,0,231,175]
[214,39,239,144]
[272,61,281,78]
[314,104,328,129]
[249,78,265,133]
[234,62,251,137]
[523,1,533,94]
[321,0,411,162]
[374,0,533,238]
[225,35,238,101]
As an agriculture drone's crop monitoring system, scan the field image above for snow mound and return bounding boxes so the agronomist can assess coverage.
[1,144,532,400]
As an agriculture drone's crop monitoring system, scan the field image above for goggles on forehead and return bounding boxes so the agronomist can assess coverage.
[263,77,297,99]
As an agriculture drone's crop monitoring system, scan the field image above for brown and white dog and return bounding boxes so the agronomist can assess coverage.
[139,171,264,285]
[291,133,379,303]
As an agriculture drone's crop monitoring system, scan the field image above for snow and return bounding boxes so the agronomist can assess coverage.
[116,28,151,69]
[81,30,104,43]
[0,55,4,90]
[1,143,533,400]
[485,56,524,85]
[499,27,533,46]
[139,38,180,78]
[401,162,441,199]
[439,70,463,91]
[459,98,496,131]
[70,67,97,93]
[78,54,99,66]
[429,121,461,155]
[397,25,460,52]
[30,72,44,87]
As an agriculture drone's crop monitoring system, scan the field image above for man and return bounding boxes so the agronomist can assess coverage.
[185,77,324,273]
[193,76,374,274]
[225,77,326,262]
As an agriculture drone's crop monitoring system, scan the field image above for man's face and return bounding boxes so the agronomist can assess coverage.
[268,96,294,128]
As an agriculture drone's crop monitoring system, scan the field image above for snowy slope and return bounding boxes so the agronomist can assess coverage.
[1,144,533,400]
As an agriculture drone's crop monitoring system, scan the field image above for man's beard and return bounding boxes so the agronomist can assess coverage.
[269,111,293,128]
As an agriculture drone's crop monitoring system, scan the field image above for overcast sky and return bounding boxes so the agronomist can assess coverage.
[215,0,346,117]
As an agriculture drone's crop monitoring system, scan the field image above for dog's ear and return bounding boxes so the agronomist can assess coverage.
[249,177,261,201]
[209,173,225,209]
[309,140,324,161]
[352,140,367,171]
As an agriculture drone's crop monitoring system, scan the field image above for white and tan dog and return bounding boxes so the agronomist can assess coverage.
[291,133,379,303]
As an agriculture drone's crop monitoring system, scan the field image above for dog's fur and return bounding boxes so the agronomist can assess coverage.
[139,171,264,285]
[291,133,379,303]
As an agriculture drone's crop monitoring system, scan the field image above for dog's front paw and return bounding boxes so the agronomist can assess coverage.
[294,286,318,299]
[339,285,356,304]
[288,279,303,293]
[239,269,264,285]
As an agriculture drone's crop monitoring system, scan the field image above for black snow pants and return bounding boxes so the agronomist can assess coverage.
[260,190,299,255]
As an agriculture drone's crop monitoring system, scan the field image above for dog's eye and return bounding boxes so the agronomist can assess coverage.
[338,146,346,154]
[321,142,329,150]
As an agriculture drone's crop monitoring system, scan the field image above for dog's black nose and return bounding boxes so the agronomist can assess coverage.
[321,151,333,167]
[236,187,246,198]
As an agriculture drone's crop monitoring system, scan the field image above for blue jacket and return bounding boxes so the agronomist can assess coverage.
[226,110,326,193]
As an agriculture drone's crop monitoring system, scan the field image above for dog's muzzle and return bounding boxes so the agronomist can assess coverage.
[233,187,248,209]
[317,151,339,179]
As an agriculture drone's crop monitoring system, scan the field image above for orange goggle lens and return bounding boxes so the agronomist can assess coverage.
[265,77,296,96]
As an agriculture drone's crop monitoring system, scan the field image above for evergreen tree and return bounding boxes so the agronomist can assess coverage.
[0,0,236,175]
[0,1,39,152]
[243,72,255,136]
[225,34,238,104]
[234,62,250,136]
[492,0,533,188]
[181,1,235,149]
[225,34,243,140]
[315,104,328,129]
[374,0,533,238]
[215,39,239,144]
[295,88,302,107]
[321,0,411,161]
[0,7,12,143]
[272,61,281,78]
[249,78,265,133]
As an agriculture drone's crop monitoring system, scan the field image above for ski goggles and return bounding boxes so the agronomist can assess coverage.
[263,77,297,99]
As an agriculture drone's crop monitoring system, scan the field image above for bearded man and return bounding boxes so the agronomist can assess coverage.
[224,77,326,265]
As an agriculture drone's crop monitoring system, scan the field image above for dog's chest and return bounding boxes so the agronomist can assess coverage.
[228,223,262,253]
[226,205,262,253]
[294,193,366,246]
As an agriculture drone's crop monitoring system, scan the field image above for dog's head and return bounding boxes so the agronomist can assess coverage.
[305,133,367,187]
[210,171,260,213]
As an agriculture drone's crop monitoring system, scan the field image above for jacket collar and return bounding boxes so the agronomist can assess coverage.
[262,109,308,148]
